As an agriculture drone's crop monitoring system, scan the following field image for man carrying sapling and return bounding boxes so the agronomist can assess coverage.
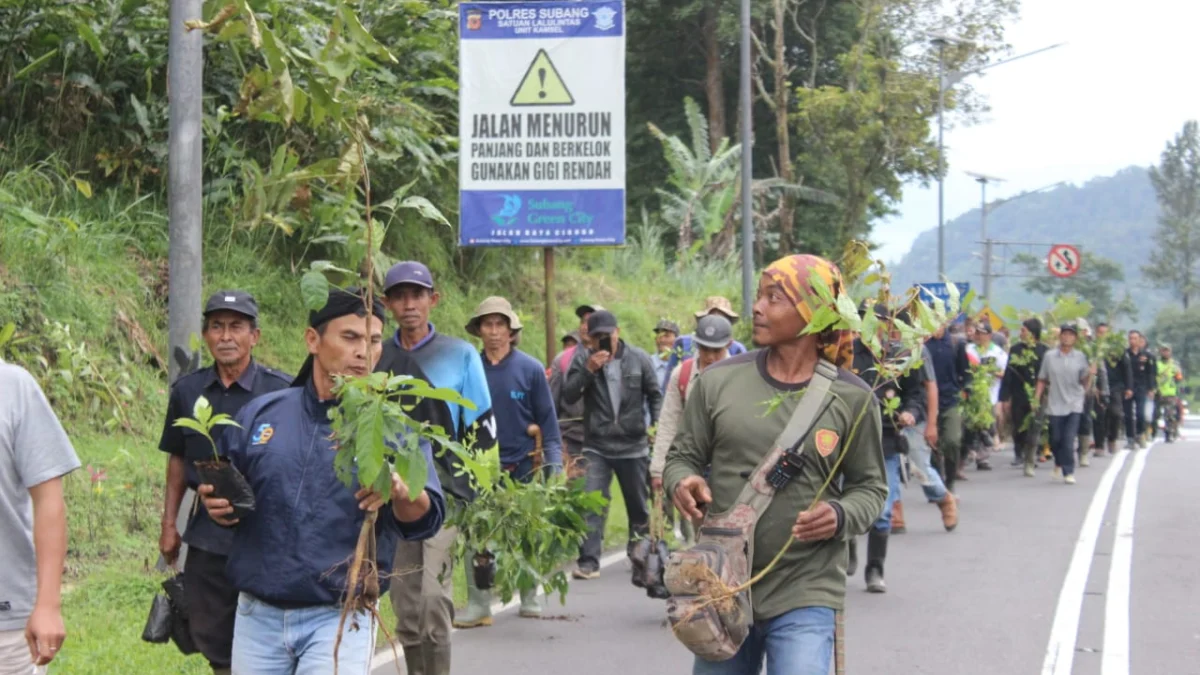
[468,296,563,619]
[376,260,497,675]
[157,291,291,675]
[200,287,445,675]
[665,254,886,675]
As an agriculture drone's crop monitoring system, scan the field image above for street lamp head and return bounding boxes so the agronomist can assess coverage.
[966,171,1006,184]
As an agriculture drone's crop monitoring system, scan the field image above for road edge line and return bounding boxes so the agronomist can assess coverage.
[1101,444,1153,675]
[1040,448,1130,675]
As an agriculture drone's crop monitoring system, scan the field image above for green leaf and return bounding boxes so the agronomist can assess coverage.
[75,20,106,58]
[73,178,93,198]
[192,396,213,426]
[300,271,330,311]
[401,442,428,498]
[800,306,841,335]
[0,323,15,350]
[397,196,451,228]
[130,95,153,138]
[14,49,58,81]
[834,293,863,332]
[340,5,398,63]
[171,418,211,441]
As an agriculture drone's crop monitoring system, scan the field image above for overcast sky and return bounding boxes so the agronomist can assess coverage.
[874,0,1200,263]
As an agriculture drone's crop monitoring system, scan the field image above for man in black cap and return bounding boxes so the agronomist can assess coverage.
[564,310,662,579]
[200,286,444,675]
[157,290,291,675]
[548,304,603,478]
[377,261,496,672]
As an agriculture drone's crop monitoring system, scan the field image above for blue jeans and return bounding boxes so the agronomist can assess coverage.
[872,453,903,532]
[1049,413,1081,476]
[692,607,835,675]
[231,593,375,675]
[901,424,948,502]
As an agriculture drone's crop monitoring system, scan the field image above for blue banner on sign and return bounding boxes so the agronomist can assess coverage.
[460,2,624,40]
[914,282,970,323]
[914,282,969,305]
[461,189,625,246]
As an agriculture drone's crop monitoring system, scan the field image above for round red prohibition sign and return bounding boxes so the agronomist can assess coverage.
[1047,244,1081,278]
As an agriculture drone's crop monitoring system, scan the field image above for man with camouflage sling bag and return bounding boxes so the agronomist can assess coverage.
[663,255,886,675]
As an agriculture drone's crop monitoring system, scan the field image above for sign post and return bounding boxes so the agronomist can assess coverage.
[459,1,626,359]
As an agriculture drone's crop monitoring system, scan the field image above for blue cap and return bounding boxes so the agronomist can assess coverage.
[384,261,434,292]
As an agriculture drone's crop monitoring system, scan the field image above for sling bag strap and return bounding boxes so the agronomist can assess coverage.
[732,358,839,518]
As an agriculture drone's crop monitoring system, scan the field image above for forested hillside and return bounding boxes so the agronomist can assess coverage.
[890,166,1164,321]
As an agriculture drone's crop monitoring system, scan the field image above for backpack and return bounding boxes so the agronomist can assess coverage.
[678,358,696,404]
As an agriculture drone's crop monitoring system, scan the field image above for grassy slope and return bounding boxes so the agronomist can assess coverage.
[1,169,730,673]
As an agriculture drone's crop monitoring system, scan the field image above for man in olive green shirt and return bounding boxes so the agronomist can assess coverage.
[665,254,887,675]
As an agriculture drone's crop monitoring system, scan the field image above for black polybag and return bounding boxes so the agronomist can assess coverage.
[629,538,652,589]
[195,460,256,519]
[643,539,671,599]
[140,594,172,643]
[473,551,497,590]
[162,575,198,655]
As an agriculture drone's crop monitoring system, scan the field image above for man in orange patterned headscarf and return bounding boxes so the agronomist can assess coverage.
[761,254,854,367]
[665,253,886,675]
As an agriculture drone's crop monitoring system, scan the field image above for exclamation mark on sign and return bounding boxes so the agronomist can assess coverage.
[538,68,547,99]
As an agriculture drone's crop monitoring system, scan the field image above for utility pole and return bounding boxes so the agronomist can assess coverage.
[168,0,204,384]
[739,0,754,318]
[967,172,1005,302]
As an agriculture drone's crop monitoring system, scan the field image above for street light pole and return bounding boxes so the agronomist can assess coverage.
[935,39,947,278]
[168,0,204,384]
[979,178,993,301]
[928,36,1063,282]
[739,0,754,318]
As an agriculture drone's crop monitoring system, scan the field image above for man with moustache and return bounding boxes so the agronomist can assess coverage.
[157,291,291,675]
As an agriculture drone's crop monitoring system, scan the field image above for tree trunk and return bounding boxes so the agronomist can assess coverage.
[773,0,795,252]
[702,2,727,151]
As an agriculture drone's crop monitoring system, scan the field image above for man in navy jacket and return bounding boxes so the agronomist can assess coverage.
[200,288,444,675]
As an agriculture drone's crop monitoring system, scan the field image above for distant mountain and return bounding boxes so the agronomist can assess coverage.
[889,166,1168,324]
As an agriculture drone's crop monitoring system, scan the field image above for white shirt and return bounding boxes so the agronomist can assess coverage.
[968,341,1008,405]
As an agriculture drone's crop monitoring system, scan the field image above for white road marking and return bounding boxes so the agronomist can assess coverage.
[371,550,629,670]
[1101,445,1153,675]
[1041,449,1130,675]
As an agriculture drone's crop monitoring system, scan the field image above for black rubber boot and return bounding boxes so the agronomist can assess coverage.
[865,529,888,593]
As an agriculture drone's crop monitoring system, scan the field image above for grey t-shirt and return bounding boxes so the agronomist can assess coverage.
[0,361,80,631]
[1038,348,1090,416]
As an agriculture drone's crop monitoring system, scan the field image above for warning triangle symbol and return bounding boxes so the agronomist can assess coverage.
[510,49,574,107]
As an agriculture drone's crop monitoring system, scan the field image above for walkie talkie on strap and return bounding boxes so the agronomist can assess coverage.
[765,396,836,490]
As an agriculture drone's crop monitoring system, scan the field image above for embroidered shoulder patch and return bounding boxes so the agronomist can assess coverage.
[814,429,840,457]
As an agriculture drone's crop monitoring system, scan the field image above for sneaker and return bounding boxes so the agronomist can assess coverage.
[1065,474,1077,485]
[1051,467,1062,481]
[976,460,993,471]
[1024,464,1036,477]
[572,565,600,580]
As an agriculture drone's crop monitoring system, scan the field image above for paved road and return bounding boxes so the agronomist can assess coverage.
[373,422,1200,674]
